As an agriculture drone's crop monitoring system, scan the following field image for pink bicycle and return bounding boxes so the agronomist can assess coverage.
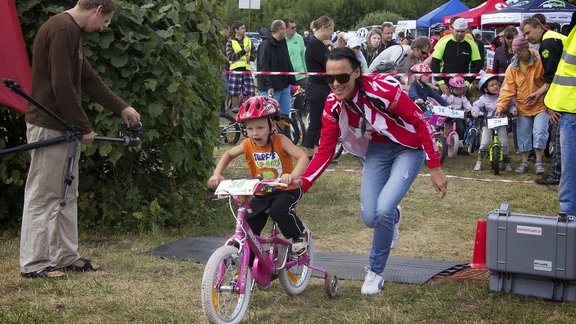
[201,179,338,324]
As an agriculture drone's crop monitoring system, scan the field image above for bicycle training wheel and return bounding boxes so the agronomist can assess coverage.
[201,245,252,324]
[278,235,313,296]
[491,145,501,176]
[218,114,241,146]
[435,134,447,165]
[447,133,460,158]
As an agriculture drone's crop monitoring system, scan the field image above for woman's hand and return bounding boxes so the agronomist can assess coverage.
[429,167,447,198]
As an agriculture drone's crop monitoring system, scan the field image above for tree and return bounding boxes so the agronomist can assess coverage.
[0,0,226,231]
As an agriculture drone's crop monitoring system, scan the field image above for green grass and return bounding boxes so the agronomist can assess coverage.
[1,148,574,323]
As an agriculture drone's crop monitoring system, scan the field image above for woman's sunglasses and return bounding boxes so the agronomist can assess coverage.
[324,72,353,84]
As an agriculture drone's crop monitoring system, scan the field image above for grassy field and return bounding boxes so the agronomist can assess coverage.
[1,149,574,323]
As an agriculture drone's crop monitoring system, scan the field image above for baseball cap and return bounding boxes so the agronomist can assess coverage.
[347,35,363,49]
[472,29,482,37]
[452,18,468,31]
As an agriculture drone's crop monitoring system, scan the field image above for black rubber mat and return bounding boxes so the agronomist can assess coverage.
[147,236,465,285]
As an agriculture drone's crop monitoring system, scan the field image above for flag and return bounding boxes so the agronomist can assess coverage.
[0,0,31,113]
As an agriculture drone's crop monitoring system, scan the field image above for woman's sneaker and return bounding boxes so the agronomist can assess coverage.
[391,206,402,249]
[474,161,482,171]
[535,162,545,175]
[361,267,384,295]
[515,162,528,174]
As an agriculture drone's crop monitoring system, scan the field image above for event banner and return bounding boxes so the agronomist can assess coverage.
[0,0,31,113]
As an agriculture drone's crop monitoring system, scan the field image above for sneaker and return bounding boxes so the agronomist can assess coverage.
[391,206,402,249]
[515,162,528,174]
[291,227,310,257]
[534,175,560,186]
[535,162,545,175]
[474,161,482,171]
[361,267,384,295]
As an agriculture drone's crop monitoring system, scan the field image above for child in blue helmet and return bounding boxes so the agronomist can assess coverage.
[471,74,516,171]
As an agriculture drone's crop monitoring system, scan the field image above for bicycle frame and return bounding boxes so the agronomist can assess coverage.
[216,184,311,293]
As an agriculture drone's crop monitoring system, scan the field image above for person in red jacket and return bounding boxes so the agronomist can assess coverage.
[300,47,447,295]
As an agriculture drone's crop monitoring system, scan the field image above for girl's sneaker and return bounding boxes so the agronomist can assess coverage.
[361,267,384,295]
[474,161,482,171]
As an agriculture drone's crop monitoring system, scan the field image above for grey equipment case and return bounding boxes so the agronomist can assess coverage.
[487,202,576,301]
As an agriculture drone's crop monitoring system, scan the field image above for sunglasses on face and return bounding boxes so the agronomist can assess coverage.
[324,72,353,84]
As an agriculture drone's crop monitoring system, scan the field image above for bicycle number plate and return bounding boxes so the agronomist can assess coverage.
[432,106,465,119]
[215,179,260,196]
[487,117,508,129]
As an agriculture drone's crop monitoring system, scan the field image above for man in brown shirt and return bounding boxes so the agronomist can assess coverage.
[20,0,140,279]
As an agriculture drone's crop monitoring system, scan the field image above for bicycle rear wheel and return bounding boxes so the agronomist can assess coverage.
[218,114,241,146]
[290,110,306,145]
[201,245,252,324]
[278,234,313,296]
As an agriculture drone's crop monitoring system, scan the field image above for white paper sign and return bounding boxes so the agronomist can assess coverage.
[432,106,465,119]
[487,117,508,129]
[239,0,260,9]
[215,179,260,196]
[486,50,495,72]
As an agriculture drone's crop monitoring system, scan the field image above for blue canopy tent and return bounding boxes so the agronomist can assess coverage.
[416,0,470,28]
[482,0,576,26]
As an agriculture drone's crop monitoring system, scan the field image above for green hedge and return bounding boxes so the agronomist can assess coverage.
[0,0,226,231]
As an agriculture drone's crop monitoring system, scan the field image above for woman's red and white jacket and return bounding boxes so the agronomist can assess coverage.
[301,75,441,192]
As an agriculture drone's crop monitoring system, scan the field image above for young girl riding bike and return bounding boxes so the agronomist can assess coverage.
[208,96,310,256]
[442,76,472,141]
[471,74,517,171]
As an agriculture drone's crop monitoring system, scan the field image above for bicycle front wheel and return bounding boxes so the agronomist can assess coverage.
[447,132,460,158]
[435,134,447,165]
[491,145,501,176]
[278,235,313,296]
[201,245,252,324]
[218,114,241,146]
[278,115,300,145]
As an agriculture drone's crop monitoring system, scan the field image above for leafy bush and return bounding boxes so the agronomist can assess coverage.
[354,11,406,30]
[0,0,226,231]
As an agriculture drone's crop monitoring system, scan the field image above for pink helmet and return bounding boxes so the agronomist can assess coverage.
[236,96,280,123]
[410,63,432,73]
[448,76,466,88]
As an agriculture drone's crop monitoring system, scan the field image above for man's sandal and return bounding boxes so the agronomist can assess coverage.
[65,258,101,272]
[21,266,65,279]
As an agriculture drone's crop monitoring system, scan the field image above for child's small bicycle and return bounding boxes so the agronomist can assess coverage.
[486,117,508,175]
[464,112,482,154]
[201,179,338,324]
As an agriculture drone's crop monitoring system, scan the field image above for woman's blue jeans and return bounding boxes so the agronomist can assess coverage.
[360,141,425,274]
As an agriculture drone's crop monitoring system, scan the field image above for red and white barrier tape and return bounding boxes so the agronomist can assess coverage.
[224,71,505,78]
[325,167,535,184]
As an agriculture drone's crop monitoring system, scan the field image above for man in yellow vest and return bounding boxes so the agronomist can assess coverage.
[226,21,256,112]
[544,11,576,216]
[522,17,567,184]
